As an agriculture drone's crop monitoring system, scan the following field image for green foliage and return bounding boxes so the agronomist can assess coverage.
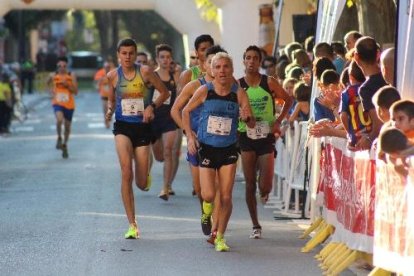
[194,0,220,24]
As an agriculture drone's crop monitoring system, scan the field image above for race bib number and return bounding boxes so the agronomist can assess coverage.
[152,89,171,105]
[207,115,232,136]
[56,92,69,103]
[246,121,270,140]
[121,98,144,116]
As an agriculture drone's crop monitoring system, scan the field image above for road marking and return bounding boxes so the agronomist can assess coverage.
[13,126,34,132]
[0,133,113,142]
[88,123,105,128]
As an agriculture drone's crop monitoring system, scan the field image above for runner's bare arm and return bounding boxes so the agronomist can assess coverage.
[176,69,192,95]
[268,76,293,124]
[182,85,208,154]
[171,80,199,129]
[105,69,117,121]
[237,87,255,128]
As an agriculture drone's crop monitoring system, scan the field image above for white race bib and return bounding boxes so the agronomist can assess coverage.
[246,121,270,140]
[207,115,232,136]
[121,98,144,116]
[56,92,69,103]
[152,89,171,105]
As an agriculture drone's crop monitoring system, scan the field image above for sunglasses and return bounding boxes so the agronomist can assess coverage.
[190,56,197,60]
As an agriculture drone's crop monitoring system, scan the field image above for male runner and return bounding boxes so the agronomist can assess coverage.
[47,56,78,159]
[239,45,292,239]
[182,52,255,252]
[105,38,169,239]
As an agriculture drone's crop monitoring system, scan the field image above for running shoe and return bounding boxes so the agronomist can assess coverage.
[61,144,68,159]
[206,230,217,245]
[144,174,151,191]
[56,137,62,150]
[214,237,230,252]
[158,191,168,201]
[124,224,140,239]
[249,227,262,239]
[201,201,212,235]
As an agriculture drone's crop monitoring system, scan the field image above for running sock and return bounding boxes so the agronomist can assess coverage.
[202,201,213,216]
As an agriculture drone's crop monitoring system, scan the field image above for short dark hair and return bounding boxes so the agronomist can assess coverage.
[379,127,408,154]
[373,86,401,109]
[137,52,148,58]
[155,44,173,57]
[57,56,68,63]
[205,45,227,58]
[314,57,336,81]
[321,69,339,86]
[313,42,334,59]
[117,38,137,52]
[287,66,304,80]
[304,36,315,53]
[194,34,214,51]
[331,41,346,56]
[293,81,311,102]
[340,67,350,87]
[348,60,365,83]
[355,36,379,64]
[243,45,263,62]
[391,100,414,119]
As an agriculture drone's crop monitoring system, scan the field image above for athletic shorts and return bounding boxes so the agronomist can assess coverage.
[198,142,239,170]
[239,132,275,156]
[186,151,199,166]
[113,120,152,148]
[53,105,74,121]
[151,116,178,142]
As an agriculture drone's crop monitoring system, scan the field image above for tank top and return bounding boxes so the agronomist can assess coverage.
[151,72,177,118]
[190,66,203,81]
[197,82,239,147]
[114,64,150,123]
[190,77,206,132]
[237,75,275,139]
[51,72,76,110]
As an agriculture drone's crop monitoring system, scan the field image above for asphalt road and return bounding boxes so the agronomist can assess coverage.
[0,90,350,276]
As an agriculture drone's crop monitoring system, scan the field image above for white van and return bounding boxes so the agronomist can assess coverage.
[67,51,103,79]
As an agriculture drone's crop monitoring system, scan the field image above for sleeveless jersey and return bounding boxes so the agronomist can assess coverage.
[197,82,239,147]
[238,75,275,139]
[151,72,177,118]
[190,76,206,132]
[51,72,75,109]
[114,65,150,123]
[190,66,203,81]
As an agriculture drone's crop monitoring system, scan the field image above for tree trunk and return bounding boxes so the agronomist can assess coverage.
[333,3,359,42]
[93,11,111,60]
[355,0,396,45]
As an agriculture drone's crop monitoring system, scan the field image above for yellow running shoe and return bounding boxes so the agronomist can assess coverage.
[214,237,230,252]
[124,224,140,239]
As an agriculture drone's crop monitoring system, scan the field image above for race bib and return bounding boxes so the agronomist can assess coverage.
[246,121,270,140]
[207,115,232,136]
[121,98,144,116]
[56,92,69,103]
[152,89,171,105]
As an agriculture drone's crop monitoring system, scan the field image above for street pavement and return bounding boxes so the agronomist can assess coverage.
[0,90,356,276]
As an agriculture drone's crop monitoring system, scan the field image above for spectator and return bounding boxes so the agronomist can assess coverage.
[380,47,395,85]
[0,73,12,135]
[390,100,414,142]
[344,30,363,52]
[353,36,387,150]
[288,81,310,123]
[261,56,277,78]
[20,59,35,94]
[372,85,401,124]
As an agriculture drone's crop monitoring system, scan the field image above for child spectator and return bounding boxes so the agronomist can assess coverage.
[282,77,298,115]
[288,81,310,123]
[390,100,414,142]
[318,69,341,114]
[372,85,401,124]
[339,60,370,148]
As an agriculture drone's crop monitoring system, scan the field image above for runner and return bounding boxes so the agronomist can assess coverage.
[94,59,116,128]
[105,38,169,239]
[238,45,292,239]
[182,52,255,252]
[171,45,225,240]
[150,44,180,200]
[47,56,78,159]
[176,34,214,197]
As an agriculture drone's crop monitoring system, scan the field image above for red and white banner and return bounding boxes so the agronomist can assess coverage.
[374,158,414,275]
[317,137,375,253]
